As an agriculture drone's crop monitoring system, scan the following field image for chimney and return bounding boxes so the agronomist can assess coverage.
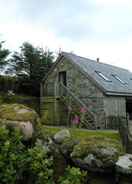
[97,58,100,62]
[58,48,62,55]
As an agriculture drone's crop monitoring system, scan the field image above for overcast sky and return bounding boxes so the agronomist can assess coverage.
[0,0,132,70]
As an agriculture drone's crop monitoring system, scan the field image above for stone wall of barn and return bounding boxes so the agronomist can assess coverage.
[41,58,107,129]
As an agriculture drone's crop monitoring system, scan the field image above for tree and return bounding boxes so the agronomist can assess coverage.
[0,41,9,70]
[9,42,54,96]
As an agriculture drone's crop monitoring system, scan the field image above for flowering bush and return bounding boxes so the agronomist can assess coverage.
[70,107,87,128]
[80,107,87,113]
[72,115,80,125]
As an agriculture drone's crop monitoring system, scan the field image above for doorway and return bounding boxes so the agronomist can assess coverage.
[126,98,132,120]
[58,71,67,96]
[59,71,67,86]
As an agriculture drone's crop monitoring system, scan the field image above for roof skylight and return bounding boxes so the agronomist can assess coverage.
[95,71,111,82]
[112,74,126,84]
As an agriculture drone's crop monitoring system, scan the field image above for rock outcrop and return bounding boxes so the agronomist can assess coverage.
[0,103,39,140]
[70,137,122,172]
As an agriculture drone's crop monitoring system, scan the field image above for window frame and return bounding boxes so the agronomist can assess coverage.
[112,74,126,85]
[95,71,111,82]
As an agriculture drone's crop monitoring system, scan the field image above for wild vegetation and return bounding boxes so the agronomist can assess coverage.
[0,126,54,184]
[0,41,54,96]
[0,124,88,184]
[0,103,130,183]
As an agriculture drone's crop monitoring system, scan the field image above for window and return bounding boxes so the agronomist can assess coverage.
[112,74,126,84]
[95,71,111,82]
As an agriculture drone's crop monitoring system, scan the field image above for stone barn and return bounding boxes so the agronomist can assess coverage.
[40,52,132,129]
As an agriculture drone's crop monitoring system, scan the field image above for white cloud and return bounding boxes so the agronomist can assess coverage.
[70,39,132,71]
[95,0,131,6]
[0,0,132,71]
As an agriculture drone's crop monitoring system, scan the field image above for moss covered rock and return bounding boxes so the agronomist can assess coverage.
[71,136,124,171]
[0,103,38,122]
[0,103,39,140]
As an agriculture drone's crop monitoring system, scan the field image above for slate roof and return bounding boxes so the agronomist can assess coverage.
[62,52,132,96]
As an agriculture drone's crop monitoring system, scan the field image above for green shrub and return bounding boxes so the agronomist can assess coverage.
[0,125,54,184]
[58,166,87,184]
[27,144,54,184]
[0,126,27,184]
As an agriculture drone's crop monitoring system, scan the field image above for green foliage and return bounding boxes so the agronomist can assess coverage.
[0,75,16,92]
[28,144,54,184]
[0,125,54,184]
[9,42,54,96]
[58,166,87,184]
[0,126,26,184]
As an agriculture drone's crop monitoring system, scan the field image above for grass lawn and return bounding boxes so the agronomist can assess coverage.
[43,125,121,141]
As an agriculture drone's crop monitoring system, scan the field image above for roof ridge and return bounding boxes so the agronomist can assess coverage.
[62,51,129,72]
